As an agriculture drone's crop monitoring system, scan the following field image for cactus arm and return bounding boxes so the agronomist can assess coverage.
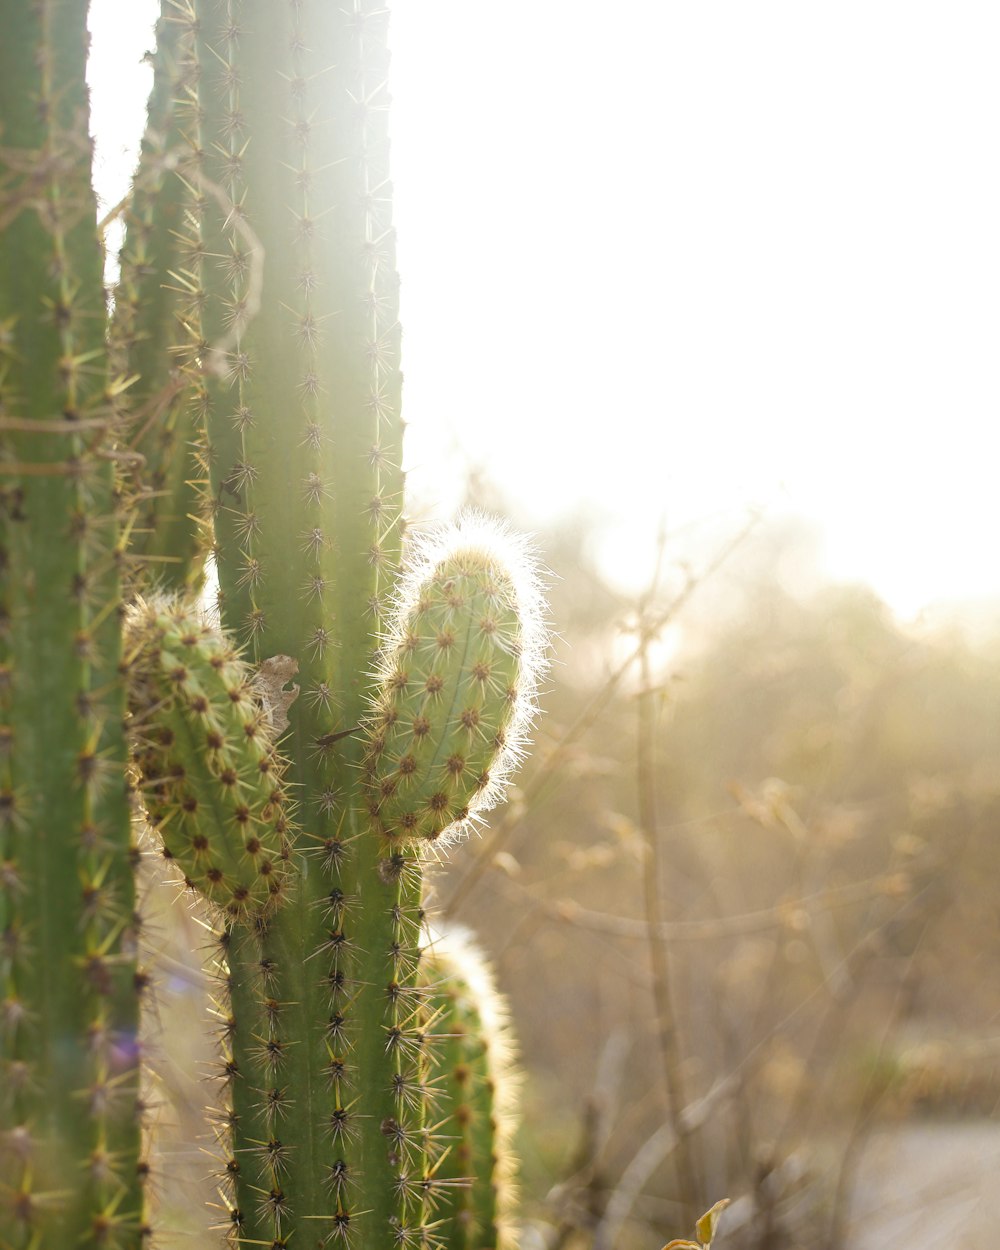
[0,1,142,1244]
[364,526,545,847]
[206,515,539,1245]
[125,595,294,923]
[425,929,520,1250]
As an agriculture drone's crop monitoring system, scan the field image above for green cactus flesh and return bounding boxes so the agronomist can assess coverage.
[174,1,412,1240]
[167,2,544,1237]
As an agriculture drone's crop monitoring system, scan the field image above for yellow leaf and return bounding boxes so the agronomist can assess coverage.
[695,1198,732,1246]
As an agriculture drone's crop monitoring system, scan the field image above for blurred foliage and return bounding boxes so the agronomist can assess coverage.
[147,510,1000,1250]
[434,510,1000,1250]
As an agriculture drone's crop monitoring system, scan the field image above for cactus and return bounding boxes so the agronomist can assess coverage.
[365,518,546,848]
[1,2,546,1246]
[424,926,520,1250]
[111,9,208,594]
[0,2,144,1245]
[125,595,294,924]
[198,513,542,1246]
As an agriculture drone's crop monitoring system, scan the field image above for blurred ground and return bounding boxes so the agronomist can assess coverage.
[847,1123,1000,1250]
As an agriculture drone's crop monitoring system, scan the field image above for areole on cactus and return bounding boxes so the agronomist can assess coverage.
[1,1,548,1248]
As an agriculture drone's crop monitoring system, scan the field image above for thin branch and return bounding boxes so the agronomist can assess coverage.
[823,815,979,1250]
[593,882,936,1250]
[500,870,911,943]
[636,639,702,1229]
[592,1075,738,1250]
[543,1032,629,1250]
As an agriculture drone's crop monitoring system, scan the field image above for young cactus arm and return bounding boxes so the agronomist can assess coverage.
[0,1,143,1244]
[365,517,547,848]
[125,596,295,924]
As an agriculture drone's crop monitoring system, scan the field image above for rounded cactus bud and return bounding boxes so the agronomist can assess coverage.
[125,595,295,922]
[364,513,547,845]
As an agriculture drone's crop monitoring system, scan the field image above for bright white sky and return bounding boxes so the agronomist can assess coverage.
[89,1,1000,621]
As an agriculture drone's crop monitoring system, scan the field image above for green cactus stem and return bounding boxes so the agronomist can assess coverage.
[125,595,295,924]
[365,519,546,848]
[425,927,520,1250]
[173,2,409,1240]
[0,1,144,1244]
[205,513,544,1246]
[111,8,208,593]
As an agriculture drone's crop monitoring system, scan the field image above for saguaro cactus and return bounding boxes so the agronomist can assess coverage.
[1,2,545,1246]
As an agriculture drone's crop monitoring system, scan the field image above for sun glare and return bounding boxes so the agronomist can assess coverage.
[88,1,1000,622]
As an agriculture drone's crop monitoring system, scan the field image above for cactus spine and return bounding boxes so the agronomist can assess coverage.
[1,2,541,1245]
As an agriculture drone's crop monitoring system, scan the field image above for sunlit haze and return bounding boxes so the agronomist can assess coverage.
[89,2,1000,621]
